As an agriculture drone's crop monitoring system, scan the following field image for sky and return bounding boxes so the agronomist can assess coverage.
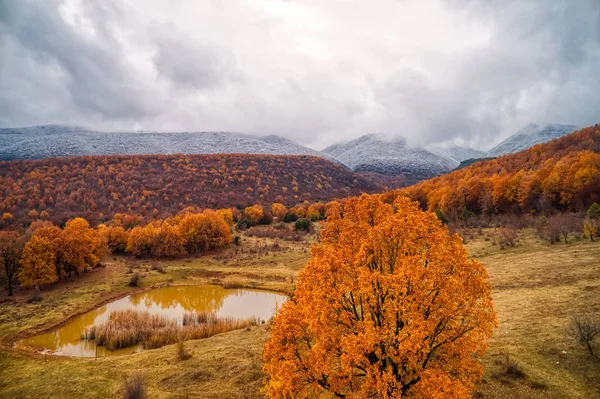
[0,0,599,151]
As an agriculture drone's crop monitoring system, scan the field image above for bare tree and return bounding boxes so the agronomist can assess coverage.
[568,315,600,357]
[548,213,580,244]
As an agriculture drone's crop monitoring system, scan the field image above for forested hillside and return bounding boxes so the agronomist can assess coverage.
[0,154,381,227]
[401,125,600,218]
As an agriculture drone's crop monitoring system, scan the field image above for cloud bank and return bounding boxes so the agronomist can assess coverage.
[0,0,599,150]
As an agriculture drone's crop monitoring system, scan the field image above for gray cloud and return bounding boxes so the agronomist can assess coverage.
[0,0,599,150]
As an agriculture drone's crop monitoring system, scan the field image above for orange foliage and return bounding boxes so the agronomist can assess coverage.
[263,194,496,398]
[0,154,381,227]
[271,203,287,220]
[244,205,264,225]
[20,236,57,288]
[402,125,600,217]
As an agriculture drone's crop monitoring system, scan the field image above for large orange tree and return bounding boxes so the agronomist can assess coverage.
[263,195,496,398]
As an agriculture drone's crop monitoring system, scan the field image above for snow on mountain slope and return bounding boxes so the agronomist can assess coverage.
[0,125,330,161]
[485,123,580,157]
[323,134,458,184]
[426,144,485,163]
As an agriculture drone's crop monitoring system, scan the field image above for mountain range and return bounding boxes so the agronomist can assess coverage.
[484,123,580,157]
[0,123,582,186]
[0,125,332,161]
[322,134,458,184]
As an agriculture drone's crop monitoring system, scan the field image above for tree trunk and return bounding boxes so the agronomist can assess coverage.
[586,341,595,357]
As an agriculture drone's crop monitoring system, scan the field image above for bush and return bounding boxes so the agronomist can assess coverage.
[494,353,526,381]
[128,272,142,287]
[233,236,241,245]
[294,218,311,233]
[283,212,298,223]
[588,202,600,219]
[177,340,191,361]
[498,227,519,249]
[236,218,252,230]
[434,209,448,225]
[122,373,147,399]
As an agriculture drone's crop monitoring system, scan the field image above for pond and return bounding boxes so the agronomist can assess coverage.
[19,285,287,357]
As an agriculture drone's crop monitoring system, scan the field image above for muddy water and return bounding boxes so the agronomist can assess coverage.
[20,285,287,357]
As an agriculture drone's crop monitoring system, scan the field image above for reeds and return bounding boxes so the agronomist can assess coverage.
[93,309,256,350]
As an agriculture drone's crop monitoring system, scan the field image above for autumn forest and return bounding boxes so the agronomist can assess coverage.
[1,125,600,399]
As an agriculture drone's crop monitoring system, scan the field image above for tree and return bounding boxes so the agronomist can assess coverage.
[294,218,311,232]
[568,315,600,357]
[306,204,321,221]
[20,236,57,288]
[264,195,496,399]
[244,205,264,225]
[216,208,234,226]
[588,202,600,219]
[583,217,597,241]
[0,231,24,296]
[62,218,103,275]
[271,203,287,220]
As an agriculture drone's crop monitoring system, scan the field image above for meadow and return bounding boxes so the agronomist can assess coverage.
[0,226,599,398]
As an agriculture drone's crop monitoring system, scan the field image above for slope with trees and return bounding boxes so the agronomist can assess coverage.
[0,154,382,227]
[401,125,600,219]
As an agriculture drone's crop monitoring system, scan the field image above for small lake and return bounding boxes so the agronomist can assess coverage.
[20,285,287,357]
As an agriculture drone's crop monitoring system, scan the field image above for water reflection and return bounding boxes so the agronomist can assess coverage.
[20,285,286,357]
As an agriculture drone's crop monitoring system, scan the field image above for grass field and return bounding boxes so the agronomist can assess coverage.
[1,227,599,398]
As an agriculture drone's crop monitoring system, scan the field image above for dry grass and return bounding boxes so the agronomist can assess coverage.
[95,309,256,350]
[1,227,599,398]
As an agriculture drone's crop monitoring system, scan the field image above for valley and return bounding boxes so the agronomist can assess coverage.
[1,226,599,398]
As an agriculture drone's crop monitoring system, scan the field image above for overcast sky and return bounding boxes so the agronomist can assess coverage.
[1,0,599,150]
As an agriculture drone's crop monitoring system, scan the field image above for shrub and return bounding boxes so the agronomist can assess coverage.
[283,212,298,223]
[495,353,526,380]
[588,202,600,219]
[176,340,191,360]
[434,209,448,225]
[499,227,519,249]
[122,373,147,399]
[233,236,241,245]
[128,272,141,287]
[583,217,597,241]
[236,218,252,230]
[294,218,311,233]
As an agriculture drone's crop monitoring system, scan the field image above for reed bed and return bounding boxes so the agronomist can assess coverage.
[93,309,256,350]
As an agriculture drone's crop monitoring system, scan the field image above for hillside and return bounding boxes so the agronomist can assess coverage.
[0,154,382,226]
[402,125,600,218]
[426,144,485,163]
[486,123,579,157]
[323,134,458,184]
[0,125,333,161]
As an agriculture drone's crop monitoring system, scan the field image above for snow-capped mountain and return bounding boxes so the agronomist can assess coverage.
[426,144,485,163]
[323,134,459,184]
[486,123,580,157]
[0,125,332,161]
